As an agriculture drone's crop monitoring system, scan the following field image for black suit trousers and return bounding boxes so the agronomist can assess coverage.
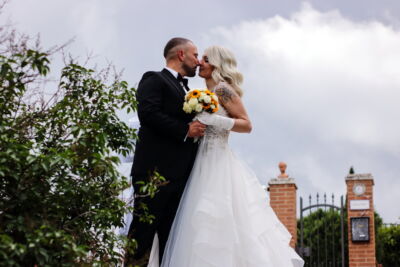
[129,177,188,262]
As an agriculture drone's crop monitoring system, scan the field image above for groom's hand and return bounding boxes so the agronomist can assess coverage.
[188,121,206,137]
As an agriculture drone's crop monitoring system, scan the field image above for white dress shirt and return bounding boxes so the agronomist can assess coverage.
[165,67,187,94]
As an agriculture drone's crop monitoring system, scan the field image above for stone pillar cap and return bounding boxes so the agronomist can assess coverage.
[268,178,297,192]
[345,173,374,181]
[268,177,297,185]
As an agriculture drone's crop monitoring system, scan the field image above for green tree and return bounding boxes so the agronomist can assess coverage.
[375,211,384,263]
[376,214,400,267]
[0,12,163,266]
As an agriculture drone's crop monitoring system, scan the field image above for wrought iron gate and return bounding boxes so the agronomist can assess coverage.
[298,194,346,267]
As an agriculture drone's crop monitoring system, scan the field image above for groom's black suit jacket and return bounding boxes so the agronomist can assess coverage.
[131,68,198,191]
[129,69,199,262]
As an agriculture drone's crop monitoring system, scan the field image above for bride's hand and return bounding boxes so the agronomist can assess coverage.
[196,112,234,131]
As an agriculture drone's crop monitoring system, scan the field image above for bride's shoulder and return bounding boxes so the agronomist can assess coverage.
[214,81,238,104]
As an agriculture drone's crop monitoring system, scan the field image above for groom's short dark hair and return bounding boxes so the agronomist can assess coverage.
[163,37,192,59]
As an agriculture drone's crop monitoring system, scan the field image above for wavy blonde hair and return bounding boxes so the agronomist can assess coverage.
[205,45,244,97]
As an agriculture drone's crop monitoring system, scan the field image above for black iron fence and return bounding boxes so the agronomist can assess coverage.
[298,193,346,267]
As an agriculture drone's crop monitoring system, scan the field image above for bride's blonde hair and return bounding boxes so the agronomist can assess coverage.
[205,46,244,97]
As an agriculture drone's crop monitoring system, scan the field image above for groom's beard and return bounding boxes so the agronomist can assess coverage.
[182,63,197,77]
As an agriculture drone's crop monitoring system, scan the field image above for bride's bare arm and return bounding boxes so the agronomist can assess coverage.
[215,84,252,133]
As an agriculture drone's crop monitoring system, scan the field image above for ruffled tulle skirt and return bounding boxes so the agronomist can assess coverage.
[151,136,304,267]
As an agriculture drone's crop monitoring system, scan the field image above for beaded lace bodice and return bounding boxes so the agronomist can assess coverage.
[200,82,232,146]
[203,105,230,144]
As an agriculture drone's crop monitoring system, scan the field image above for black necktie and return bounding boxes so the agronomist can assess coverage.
[177,73,189,91]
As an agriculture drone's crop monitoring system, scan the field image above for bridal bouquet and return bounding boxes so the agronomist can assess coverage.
[183,89,219,114]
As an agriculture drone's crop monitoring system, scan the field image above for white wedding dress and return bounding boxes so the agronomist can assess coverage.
[147,95,304,267]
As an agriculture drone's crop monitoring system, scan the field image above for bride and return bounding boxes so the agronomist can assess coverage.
[147,46,304,267]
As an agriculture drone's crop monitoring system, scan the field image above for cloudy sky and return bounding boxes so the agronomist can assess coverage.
[3,0,400,223]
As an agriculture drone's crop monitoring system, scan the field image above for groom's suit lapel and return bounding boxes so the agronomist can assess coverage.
[161,68,187,98]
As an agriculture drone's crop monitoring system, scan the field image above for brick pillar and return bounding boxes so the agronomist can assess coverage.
[346,173,376,267]
[268,177,298,248]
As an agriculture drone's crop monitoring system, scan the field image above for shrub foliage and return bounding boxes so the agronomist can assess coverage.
[0,24,147,266]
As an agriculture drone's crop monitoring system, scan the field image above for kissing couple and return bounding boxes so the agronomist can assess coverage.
[125,37,304,267]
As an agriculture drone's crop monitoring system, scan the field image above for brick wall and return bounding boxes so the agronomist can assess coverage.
[268,180,297,248]
[346,176,376,267]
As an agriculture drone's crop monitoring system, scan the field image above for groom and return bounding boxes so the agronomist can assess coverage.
[126,37,206,266]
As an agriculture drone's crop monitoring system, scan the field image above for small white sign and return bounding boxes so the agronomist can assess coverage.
[350,200,370,210]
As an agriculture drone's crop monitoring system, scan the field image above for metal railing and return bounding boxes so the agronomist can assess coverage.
[298,194,346,267]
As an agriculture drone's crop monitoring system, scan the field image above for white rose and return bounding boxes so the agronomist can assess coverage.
[188,98,199,108]
[198,95,205,102]
[183,102,192,113]
[210,104,216,109]
[195,104,203,113]
[212,95,218,102]
[188,98,198,108]
[203,95,211,104]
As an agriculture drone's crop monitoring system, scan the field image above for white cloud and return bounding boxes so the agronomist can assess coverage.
[203,3,400,222]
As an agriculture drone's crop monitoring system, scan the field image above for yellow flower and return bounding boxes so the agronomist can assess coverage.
[190,89,201,98]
